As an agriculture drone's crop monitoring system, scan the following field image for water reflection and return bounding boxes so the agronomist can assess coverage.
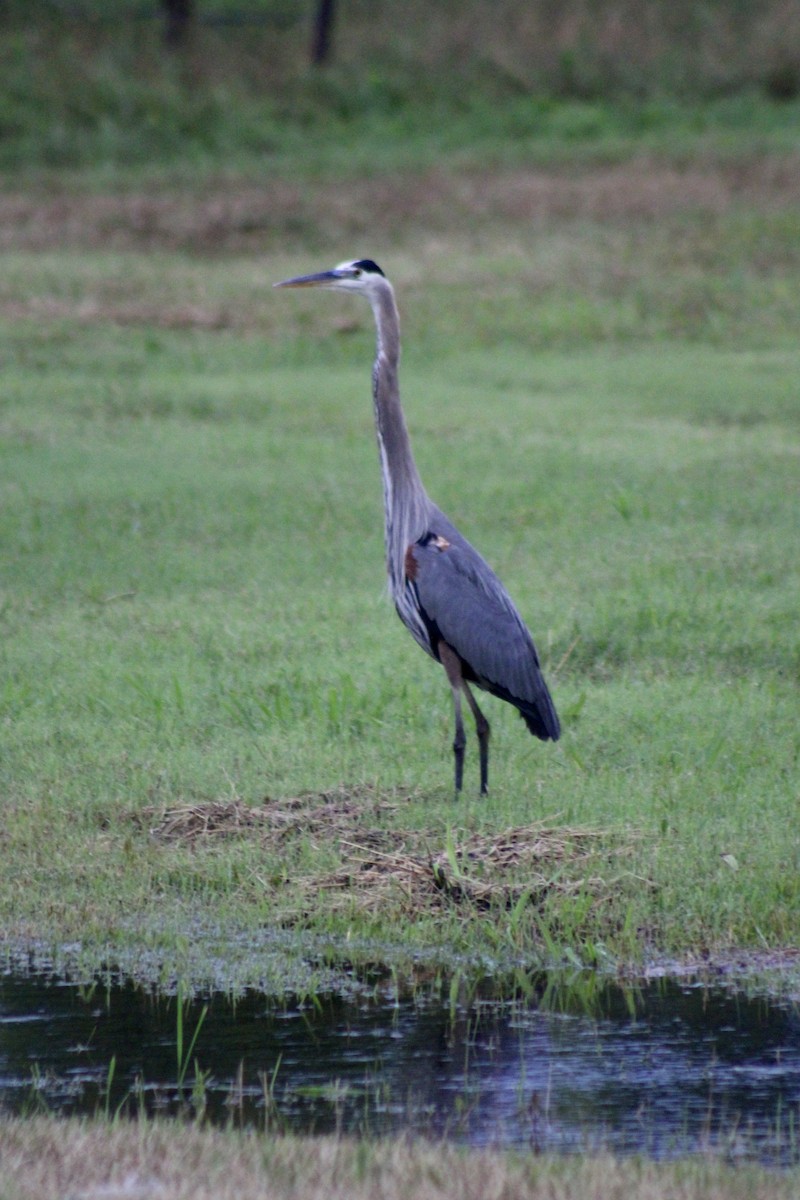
[1,967,799,1162]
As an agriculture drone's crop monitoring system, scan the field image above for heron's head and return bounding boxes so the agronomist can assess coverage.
[274,259,386,295]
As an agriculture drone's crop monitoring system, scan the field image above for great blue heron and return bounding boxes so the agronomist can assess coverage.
[275,259,560,793]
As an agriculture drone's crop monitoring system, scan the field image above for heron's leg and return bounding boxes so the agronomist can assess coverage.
[463,682,491,795]
[450,688,466,793]
[438,642,467,795]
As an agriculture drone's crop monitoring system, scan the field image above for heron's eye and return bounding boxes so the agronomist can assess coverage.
[352,267,362,277]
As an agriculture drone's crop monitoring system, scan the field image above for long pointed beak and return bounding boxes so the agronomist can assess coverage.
[273,270,340,289]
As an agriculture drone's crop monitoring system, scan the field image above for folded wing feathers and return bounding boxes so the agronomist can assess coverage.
[410,530,557,732]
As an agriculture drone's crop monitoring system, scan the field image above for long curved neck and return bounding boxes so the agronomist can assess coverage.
[368,280,430,592]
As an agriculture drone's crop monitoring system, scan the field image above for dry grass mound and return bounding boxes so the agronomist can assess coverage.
[143,785,401,846]
[140,790,643,922]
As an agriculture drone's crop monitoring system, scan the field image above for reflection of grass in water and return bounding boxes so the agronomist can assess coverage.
[176,983,209,1092]
[9,965,800,1173]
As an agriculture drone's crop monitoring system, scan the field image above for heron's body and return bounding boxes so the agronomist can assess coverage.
[276,259,559,792]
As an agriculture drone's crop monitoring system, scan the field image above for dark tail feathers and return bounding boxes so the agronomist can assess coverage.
[520,693,560,742]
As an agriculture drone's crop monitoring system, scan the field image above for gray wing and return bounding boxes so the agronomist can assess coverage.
[407,526,560,741]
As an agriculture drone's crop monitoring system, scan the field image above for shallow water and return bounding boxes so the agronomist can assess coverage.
[2,967,799,1162]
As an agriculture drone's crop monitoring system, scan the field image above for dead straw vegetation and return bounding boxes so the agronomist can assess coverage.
[140,791,642,922]
[2,1117,798,1200]
[2,158,799,256]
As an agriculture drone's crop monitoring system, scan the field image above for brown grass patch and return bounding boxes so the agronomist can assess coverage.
[4,1116,799,1200]
[2,158,799,258]
[140,790,641,921]
[142,786,402,846]
[303,822,618,917]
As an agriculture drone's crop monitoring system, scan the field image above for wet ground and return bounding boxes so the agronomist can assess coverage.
[2,966,799,1163]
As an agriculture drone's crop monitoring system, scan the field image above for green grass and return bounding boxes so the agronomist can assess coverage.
[2,2,800,176]
[1,278,798,981]
[0,2,798,991]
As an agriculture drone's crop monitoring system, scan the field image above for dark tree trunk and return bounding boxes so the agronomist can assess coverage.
[162,0,195,49]
[311,0,336,66]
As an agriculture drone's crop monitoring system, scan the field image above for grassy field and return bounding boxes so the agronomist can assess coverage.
[4,1118,800,1200]
[2,159,799,987]
[1,7,799,970]
[3,0,800,176]
[1,4,799,1193]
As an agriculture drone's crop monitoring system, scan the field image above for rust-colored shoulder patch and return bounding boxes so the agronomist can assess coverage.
[407,533,451,580]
